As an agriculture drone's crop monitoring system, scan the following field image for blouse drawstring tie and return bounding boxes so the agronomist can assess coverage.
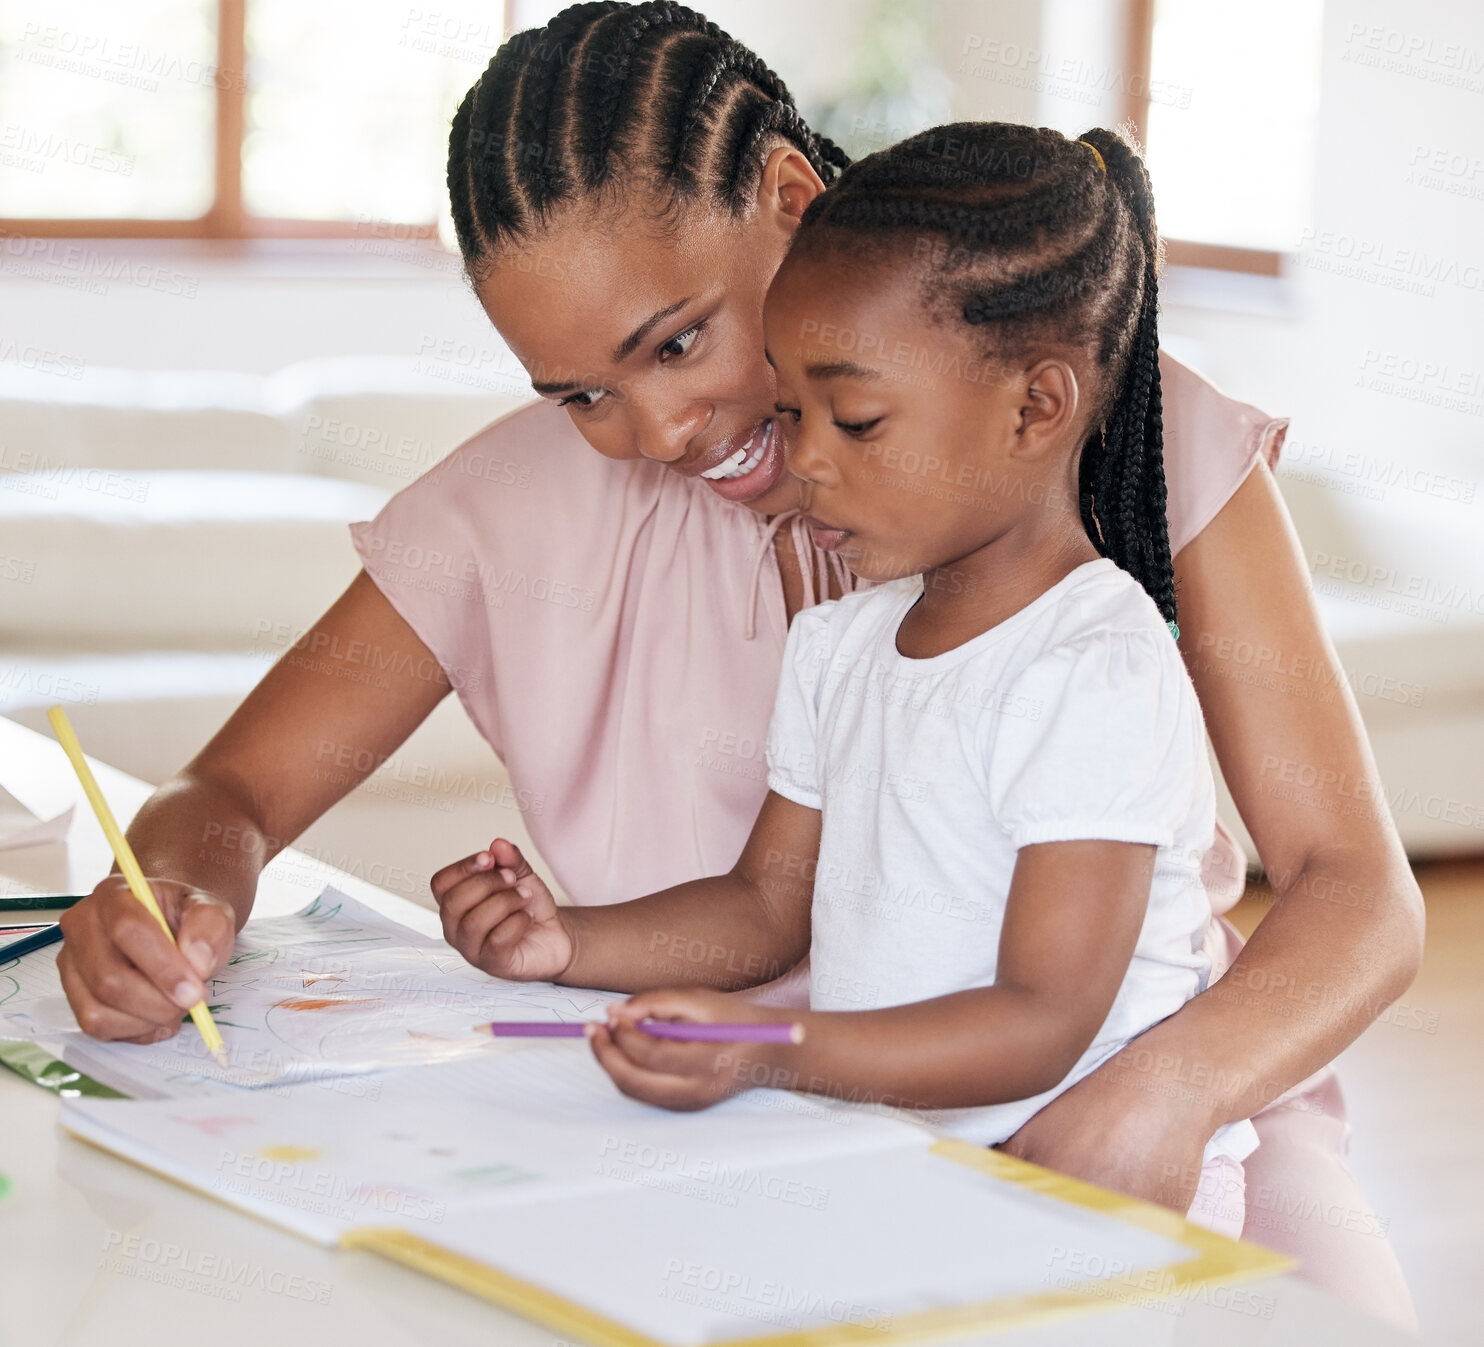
[743,508,861,640]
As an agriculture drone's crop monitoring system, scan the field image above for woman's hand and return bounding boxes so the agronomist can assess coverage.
[430,837,573,981]
[588,987,793,1111]
[57,875,237,1043]
[997,1044,1216,1212]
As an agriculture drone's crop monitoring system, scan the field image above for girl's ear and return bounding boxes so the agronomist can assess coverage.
[757,145,827,226]
[1012,358,1082,459]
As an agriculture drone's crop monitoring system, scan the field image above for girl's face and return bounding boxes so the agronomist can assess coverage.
[762,246,1086,586]
[474,149,825,518]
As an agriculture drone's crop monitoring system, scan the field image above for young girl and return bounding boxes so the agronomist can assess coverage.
[447,121,1260,1230]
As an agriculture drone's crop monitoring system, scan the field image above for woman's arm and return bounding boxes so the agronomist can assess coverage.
[58,569,455,1041]
[588,840,1158,1112]
[1001,459,1426,1204]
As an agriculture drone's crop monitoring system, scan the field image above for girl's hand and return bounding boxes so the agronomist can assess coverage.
[588,987,795,1111]
[997,1046,1215,1212]
[430,837,573,981]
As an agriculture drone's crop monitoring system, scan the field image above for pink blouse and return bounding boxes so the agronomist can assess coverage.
[350,351,1287,923]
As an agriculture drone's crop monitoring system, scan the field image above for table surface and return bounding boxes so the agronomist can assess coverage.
[0,716,1418,1347]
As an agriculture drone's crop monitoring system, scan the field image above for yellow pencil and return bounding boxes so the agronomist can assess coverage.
[45,705,229,1068]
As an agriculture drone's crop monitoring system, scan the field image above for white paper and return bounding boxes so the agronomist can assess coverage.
[61,1051,934,1247]
[3,886,622,1097]
[427,1146,1197,1346]
[0,782,73,851]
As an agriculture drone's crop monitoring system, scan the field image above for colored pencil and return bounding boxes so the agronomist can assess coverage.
[45,706,229,1068]
[0,895,89,911]
[0,924,65,961]
[476,1019,805,1044]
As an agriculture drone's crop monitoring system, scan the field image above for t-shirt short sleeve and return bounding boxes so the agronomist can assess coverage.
[764,602,837,811]
[985,628,1203,851]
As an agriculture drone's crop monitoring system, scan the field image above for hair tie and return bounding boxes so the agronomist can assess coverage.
[1167,620,1180,641]
[1077,139,1106,175]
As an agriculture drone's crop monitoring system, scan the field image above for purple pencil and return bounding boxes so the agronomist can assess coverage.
[475,1019,805,1044]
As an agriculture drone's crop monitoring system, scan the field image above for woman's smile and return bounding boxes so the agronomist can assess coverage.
[696,419,789,503]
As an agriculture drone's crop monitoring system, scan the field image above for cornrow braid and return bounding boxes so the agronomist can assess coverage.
[448,2,850,279]
[792,122,1177,629]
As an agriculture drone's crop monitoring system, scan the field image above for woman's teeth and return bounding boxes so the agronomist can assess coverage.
[700,426,769,480]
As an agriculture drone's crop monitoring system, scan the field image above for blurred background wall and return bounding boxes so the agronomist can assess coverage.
[2,0,1479,873]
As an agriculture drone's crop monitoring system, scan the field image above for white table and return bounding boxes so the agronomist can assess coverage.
[0,717,1416,1346]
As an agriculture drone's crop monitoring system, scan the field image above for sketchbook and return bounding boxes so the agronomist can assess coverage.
[61,1043,1293,1347]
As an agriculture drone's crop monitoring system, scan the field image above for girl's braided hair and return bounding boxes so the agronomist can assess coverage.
[792,122,1175,626]
[447,2,850,279]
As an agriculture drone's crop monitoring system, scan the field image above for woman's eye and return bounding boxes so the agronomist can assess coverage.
[833,417,881,436]
[659,322,704,360]
[773,403,802,424]
[557,388,608,410]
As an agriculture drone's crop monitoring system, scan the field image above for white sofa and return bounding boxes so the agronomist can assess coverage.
[0,357,551,907]
[1,358,1479,909]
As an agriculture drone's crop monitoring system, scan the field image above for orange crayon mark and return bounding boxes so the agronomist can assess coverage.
[273,996,379,1012]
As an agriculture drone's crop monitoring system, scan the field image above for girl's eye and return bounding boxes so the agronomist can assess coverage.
[833,417,881,436]
[557,388,608,410]
[659,321,705,360]
[773,403,802,424]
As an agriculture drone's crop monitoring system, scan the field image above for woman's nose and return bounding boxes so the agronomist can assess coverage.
[632,400,709,464]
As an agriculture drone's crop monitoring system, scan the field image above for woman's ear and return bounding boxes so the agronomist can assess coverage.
[1013,359,1083,460]
[757,145,827,227]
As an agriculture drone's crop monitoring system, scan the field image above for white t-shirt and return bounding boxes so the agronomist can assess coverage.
[765,557,1256,1163]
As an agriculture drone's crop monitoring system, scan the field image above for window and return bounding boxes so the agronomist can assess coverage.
[2,0,1322,273]
[0,0,508,238]
[1133,0,1324,273]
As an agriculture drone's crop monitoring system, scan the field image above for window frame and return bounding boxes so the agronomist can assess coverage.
[1122,0,1281,276]
[0,0,512,241]
[3,0,1281,272]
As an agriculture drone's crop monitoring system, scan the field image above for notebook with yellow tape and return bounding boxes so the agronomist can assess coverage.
[61,1040,1293,1345]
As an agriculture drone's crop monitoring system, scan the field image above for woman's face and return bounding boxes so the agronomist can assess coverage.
[474,148,825,518]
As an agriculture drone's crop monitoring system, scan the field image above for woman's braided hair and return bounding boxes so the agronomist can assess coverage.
[792,123,1175,626]
[447,2,850,279]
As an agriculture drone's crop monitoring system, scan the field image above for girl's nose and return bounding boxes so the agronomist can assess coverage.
[783,419,831,487]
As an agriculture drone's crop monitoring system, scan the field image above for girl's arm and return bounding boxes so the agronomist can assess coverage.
[1000,459,1426,1206]
[430,790,819,994]
[559,790,819,991]
[590,839,1158,1112]
[58,570,454,1042]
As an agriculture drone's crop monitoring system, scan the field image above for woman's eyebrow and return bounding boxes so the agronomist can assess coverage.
[612,297,692,362]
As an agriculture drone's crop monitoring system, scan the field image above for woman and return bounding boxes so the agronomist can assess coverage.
[58,3,1421,1327]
